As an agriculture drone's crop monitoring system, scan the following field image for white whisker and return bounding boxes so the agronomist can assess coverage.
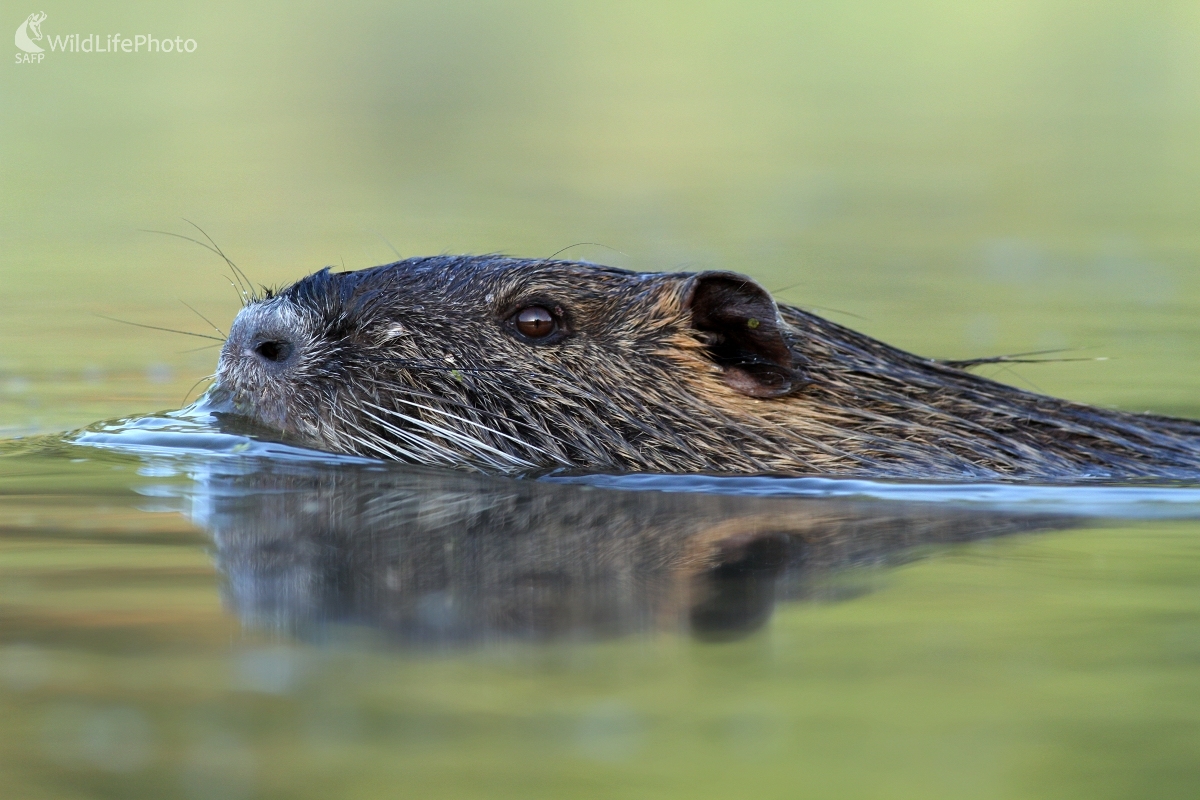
[361,406,534,470]
[328,408,431,463]
[336,403,482,467]
[363,399,555,460]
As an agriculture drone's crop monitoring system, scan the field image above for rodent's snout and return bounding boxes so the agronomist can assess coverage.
[221,301,306,377]
[249,336,295,367]
[210,300,310,433]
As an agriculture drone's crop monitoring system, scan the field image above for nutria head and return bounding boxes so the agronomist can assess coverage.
[211,255,1200,479]
[213,255,810,473]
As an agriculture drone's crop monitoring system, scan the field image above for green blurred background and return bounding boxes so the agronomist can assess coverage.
[5,0,1200,433]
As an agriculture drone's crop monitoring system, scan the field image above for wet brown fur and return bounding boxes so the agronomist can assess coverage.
[210,255,1200,480]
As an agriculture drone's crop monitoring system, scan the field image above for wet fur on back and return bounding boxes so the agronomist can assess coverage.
[211,255,1200,480]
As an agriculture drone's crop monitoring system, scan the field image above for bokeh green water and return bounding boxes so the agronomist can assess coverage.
[4,440,1200,800]
[5,0,1200,797]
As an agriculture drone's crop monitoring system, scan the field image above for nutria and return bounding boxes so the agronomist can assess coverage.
[208,255,1200,480]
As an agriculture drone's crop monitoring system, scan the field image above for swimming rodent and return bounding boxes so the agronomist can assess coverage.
[208,255,1200,480]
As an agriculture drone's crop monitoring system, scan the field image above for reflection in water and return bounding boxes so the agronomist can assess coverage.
[188,461,1077,644]
[7,432,1200,799]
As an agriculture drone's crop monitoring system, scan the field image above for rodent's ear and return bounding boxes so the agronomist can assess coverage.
[682,271,803,398]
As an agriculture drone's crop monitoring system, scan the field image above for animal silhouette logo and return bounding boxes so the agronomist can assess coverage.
[15,11,46,53]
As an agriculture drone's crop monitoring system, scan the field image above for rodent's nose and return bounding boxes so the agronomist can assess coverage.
[252,338,294,365]
[222,301,304,376]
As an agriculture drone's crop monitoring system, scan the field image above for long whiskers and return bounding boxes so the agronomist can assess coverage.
[311,367,554,470]
[95,314,225,341]
[329,404,507,470]
[182,374,216,405]
[328,407,427,463]
[179,300,227,339]
[940,348,1106,370]
[360,405,535,470]
[140,221,257,306]
[363,399,554,462]
[364,376,551,438]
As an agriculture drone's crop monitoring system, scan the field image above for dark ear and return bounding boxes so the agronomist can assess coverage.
[682,272,803,398]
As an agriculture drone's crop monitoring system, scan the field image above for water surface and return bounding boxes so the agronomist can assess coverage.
[2,412,1200,798]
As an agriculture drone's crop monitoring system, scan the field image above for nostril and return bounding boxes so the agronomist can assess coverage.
[254,340,293,363]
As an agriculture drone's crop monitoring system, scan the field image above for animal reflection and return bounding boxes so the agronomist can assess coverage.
[193,464,1074,644]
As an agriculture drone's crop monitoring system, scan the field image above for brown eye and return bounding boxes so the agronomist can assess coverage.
[515,306,555,339]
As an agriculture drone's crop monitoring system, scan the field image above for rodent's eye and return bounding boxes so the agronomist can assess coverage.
[514,306,556,339]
